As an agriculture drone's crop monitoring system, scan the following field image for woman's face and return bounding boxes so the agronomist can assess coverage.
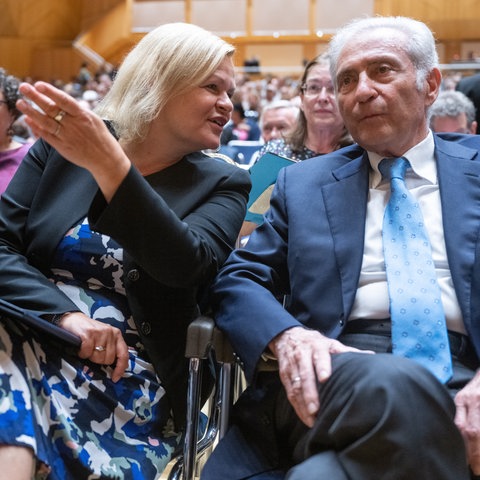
[300,64,344,134]
[156,56,236,155]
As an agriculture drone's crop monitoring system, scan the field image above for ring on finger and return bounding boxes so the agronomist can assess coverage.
[54,110,66,123]
[53,122,61,136]
[291,376,301,384]
[94,345,106,352]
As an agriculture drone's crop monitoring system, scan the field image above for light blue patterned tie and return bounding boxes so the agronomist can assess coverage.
[379,157,452,383]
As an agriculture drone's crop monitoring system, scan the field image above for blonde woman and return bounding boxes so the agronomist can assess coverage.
[0,23,250,479]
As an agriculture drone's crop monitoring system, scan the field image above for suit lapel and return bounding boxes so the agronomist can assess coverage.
[317,139,480,327]
[321,154,370,317]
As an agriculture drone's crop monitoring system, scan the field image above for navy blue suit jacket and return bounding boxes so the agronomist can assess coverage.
[212,133,480,382]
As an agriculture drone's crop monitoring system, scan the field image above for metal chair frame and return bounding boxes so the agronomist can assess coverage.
[168,315,240,480]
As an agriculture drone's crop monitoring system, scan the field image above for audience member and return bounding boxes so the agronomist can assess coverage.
[0,22,249,479]
[430,89,477,133]
[77,61,92,86]
[240,55,352,239]
[456,71,480,131]
[221,102,261,144]
[11,114,35,144]
[260,100,299,143]
[261,83,281,109]
[204,15,480,480]
[256,54,352,161]
[81,89,100,110]
[0,68,32,194]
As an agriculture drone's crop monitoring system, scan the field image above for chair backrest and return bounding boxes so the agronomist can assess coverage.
[227,140,264,166]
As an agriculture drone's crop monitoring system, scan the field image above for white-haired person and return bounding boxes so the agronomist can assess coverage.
[0,22,250,479]
[430,89,477,134]
[203,15,480,480]
[259,100,300,144]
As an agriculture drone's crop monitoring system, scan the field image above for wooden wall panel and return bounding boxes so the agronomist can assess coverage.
[0,0,123,80]
[375,0,480,41]
[30,46,85,83]
[1,0,480,81]
[78,0,133,68]
[0,0,83,40]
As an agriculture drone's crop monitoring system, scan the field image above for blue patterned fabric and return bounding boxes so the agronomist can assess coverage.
[380,157,452,383]
[0,219,182,479]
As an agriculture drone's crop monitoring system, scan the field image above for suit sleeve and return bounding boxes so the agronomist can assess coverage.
[211,166,303,381]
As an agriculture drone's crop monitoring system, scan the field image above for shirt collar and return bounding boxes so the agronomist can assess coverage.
[368,131,437,188]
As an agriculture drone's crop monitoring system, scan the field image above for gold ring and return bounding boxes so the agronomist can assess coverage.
[53,123,61,136]
[54,110,66,123]
[94,345,106,352]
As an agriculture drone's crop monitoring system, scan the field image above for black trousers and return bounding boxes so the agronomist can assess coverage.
[282,352,469,480]
[202,329,476,480]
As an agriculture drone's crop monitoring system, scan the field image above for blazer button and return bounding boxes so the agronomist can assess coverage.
[261,413,271,426]
[127,269,140,282]
[140,322,152,335]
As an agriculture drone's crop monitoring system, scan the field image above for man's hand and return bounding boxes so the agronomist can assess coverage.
[455,371,480,474]
[268,326,373,427]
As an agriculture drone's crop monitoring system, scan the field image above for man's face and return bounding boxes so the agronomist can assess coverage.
[431,113,477,134]
[334,28,440,157]
[261,107,298,142]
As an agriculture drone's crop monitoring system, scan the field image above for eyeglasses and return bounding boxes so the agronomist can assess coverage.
[301,83,335,97]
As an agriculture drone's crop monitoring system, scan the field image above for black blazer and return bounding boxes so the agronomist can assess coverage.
[0,138,251,428]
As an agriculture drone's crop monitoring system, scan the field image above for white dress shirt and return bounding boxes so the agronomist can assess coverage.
[349,131,466,334]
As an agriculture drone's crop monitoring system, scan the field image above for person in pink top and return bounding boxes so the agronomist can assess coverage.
[0,68,31,194]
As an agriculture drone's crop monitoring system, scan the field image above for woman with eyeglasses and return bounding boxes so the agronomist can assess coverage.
[256,54,352,162]
[0,68,32,194]
[240,55,352,239]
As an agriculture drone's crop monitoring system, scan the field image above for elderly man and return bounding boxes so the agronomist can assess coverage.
[259,100,299,143]
[203,15,480,480]
[430,90,477,134]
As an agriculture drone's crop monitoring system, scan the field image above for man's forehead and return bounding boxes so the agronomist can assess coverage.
[336,32,409,72]
[338,28,408,60]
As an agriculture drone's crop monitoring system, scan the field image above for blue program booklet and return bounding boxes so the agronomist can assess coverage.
[245,152,295,224]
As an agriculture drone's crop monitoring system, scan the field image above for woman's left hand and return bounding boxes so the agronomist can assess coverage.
[16,81,131,201]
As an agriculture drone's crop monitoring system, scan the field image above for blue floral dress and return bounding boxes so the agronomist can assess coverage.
[0,218,182,479]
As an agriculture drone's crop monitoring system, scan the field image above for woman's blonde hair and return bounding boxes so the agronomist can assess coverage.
[95,22,235,143]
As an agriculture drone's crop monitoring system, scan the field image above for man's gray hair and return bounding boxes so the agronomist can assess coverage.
[430,90,477,127]
[259,100,299,126]
[328,16,439,90]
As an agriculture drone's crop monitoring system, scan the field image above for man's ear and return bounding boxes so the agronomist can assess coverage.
[425,67,442,107]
